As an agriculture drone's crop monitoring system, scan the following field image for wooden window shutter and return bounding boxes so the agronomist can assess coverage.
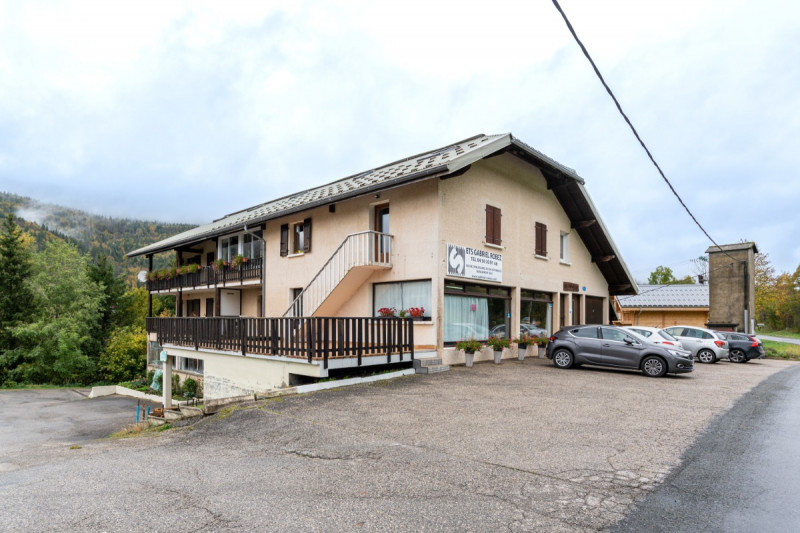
[280,224,289,257]
[535,222,547,256]
[302,218,312,253]
[485,205,501,245]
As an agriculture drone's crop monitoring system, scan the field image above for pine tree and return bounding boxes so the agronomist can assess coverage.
[0,214,34,383]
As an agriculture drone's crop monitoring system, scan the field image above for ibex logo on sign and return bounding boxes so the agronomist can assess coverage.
[447,244,465,276]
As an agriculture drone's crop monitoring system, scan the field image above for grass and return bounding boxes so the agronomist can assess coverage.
[762,340,800,361]
[757,329,800,340]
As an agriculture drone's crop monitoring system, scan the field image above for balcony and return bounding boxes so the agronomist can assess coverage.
[147,258,263,292]
[146,316,415,370]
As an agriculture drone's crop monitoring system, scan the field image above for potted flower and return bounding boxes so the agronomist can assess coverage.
[456,339,483,367]
[232,254,248,268]
[377,307,396,318]
[407,307,425,320]
[213,259,228,272]
[515,333,535,360]
[486,336,510,364]
[534,335,549,357]
[398,308,408,318]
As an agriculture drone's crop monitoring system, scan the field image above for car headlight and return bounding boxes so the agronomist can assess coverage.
[668,349,692,359]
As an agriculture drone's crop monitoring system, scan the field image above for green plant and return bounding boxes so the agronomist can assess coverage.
[515,333,535,347]
[533,335,549,347]
[183,377,198,398]
[232,254,248,268]
[456,339,483,354]
[398,309,407,318]
[486,336,510,351]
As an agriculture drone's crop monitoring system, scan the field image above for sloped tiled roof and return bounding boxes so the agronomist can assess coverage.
[129,133,509,257]
[616,284,709,308]
[127,132,638,295]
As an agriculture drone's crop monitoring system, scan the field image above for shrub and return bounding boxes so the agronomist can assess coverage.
[183,377,198,398]
[99,326,147,383]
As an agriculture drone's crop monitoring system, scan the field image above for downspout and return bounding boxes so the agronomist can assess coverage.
[243,224,266,317]
[636,307,643,326]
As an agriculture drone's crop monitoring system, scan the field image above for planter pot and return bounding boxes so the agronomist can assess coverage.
[493,350,503,364]
[538,346,546,358]
[518,345,527,360]
[465,351,475,367]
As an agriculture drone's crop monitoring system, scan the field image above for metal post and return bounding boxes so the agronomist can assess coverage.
[163,354,172,409]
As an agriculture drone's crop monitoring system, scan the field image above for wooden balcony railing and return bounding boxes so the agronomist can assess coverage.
[146,316,414,370]
[146,258,263,292]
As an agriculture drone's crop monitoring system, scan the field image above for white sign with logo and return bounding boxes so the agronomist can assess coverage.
[447,243,503,283]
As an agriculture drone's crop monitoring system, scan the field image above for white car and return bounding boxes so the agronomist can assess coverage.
[663,325,729,363]
[623,326,685,350]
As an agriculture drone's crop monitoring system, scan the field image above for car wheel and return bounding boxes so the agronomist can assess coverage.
[697,349,717,364]
[729,349,747,363]
[552,349,574,369]
[641,355,667,377]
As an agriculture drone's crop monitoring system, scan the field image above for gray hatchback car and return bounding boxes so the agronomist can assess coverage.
[546,325,695,377]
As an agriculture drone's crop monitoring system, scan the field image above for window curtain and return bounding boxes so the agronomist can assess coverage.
[374,281,431,316]
[444,295,489,343]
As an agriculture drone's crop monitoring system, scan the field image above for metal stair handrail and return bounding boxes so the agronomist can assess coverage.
[283,230,392,317]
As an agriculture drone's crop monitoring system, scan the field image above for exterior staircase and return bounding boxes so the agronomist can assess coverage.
[413,357,450,374]
[284,230,392,317]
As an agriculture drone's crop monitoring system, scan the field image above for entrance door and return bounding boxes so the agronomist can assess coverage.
[205,298,214,318]
[374,204,390,263]
[572,294,582,325]
[585,296,604,324]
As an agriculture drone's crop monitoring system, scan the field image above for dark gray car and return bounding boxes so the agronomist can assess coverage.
[545,325,695,377]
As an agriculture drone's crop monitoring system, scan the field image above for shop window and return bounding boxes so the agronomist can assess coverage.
[535,222,547,257]
[444,281,509,343]
[520,290,553,337]
[374,280,431,318]
[485,205,502,245]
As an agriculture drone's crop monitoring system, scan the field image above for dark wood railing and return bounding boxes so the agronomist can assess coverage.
[146,316,414,370]
[146,258,263,292]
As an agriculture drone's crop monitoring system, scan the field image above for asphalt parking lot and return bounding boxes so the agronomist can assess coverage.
[0,357,794,532]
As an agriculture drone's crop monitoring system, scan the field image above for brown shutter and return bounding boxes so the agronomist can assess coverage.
[280,224,289,256]
[535,222,547,256]
[493,207,502,245]
[303,218,312,253]
[485,205,501,245]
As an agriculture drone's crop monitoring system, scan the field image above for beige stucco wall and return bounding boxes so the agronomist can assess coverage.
[436,155,610,351]
[162,345,322,399]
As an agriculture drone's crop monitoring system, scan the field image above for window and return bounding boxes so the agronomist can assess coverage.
[243,232,263,259]
[601,327,635,343]
[485,205,502,246]
[374,280,431,318]
[186,299,200,317]
[572,327,599,339]
[219,235,239,262]
[560,231,570,262]
[520,290,552,336]
[179,357,204,373]
[444,281,509,343]
[282,219,312,255]
[535,222,547,256]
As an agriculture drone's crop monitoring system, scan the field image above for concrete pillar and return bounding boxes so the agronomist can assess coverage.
[162,354,172,408]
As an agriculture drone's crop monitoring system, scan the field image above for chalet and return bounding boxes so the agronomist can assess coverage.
[129,133,637,399]
[613,284,709,329]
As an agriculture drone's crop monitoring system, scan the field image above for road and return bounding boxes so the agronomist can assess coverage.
[0,358,794,532]
[0,388,159,473]
[610,364,800,532]
[759,334,800,345]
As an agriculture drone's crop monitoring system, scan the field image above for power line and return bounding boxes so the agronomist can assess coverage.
[550,0,742,265]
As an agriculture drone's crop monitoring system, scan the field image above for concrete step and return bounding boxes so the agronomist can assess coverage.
[415,364,450,374]
[413,358,443,369]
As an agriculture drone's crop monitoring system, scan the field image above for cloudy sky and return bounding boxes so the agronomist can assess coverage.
[1,0,798,280]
